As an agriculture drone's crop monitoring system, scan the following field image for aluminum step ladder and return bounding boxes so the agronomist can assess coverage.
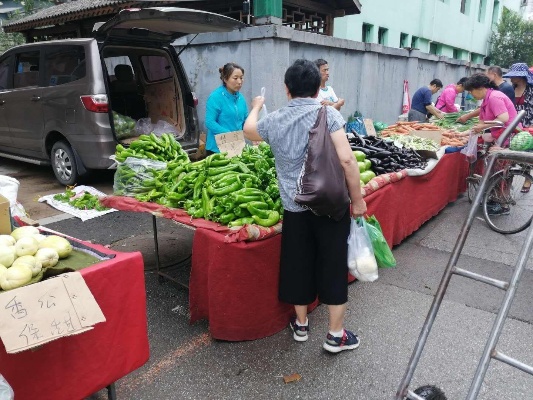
[396,111,533,400]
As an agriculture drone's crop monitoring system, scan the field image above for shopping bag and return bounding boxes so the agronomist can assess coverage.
[460,133,478,163]
[294,106,350,221]
[347,217,378,282]
[365,215,396,268]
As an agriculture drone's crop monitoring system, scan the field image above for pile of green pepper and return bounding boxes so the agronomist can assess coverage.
[53,188,109,211]
[112,139,282,227]
[115,133,189,163]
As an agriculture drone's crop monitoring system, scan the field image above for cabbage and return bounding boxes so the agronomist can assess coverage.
[11,226,40,241]
[0,246,15,267]
[35,248,59,268]
[15,236,39,257]
[12,255,42,277]
[39,235,72,259]
[0,264,32,290]
[510,131,533,151]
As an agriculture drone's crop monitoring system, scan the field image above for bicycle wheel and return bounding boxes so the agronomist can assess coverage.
[482,170,533,234]
[466,161,480,204]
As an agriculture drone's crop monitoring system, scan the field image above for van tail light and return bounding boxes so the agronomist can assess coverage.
[80,94,109,113]
[192,91,199,107]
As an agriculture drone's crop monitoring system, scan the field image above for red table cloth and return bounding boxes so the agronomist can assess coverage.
[189,152,469,341]
[0,244,149,400]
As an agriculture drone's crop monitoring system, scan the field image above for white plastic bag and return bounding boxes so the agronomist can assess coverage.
[153,120,182,139]
[0,175,26,218]
[0,375,14,400]
[460,132,478,163]
[347,217,378,282]
[134,117,153,136]
[258,86,268,120]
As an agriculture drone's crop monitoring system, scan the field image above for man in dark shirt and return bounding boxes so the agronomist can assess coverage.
[457,65,515,124]
[408,79,444,121]
[487,65,515,103]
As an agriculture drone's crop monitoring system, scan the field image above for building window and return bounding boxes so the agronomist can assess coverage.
[491,0,500,27]
[400,33,409,48]
[411,36,419,49]
[429,42,438,55]
[378,27,388,45]
[461,0,471,14]
[453,48,460,59]
[478,0,486,22]
[362,23,373,43]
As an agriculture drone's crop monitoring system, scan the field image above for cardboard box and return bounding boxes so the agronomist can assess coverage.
[0,194,11,234]
[190,133,206,160]
[363,119,377,137]
[410,129,443,146]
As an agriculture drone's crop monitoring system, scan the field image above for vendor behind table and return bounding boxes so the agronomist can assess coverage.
[408,79,444,122]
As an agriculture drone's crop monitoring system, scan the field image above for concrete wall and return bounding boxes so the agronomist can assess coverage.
[174,25,487,127]
[334,0,524,62]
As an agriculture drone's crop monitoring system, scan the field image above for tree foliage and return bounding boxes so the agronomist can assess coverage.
[0,1,53,54]
[490,7,533,67]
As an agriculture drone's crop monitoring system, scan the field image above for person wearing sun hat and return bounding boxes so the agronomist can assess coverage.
[503,62,533,192]
[503,62,533,127]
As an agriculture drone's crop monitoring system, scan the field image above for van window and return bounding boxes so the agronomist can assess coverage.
[140,55,173,82]
[104,56,134,80]
[44,46,86,86]
[14,51,40,89]
[0,56,12,91]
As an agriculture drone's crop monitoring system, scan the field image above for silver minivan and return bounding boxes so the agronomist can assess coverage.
[0,7,243,185]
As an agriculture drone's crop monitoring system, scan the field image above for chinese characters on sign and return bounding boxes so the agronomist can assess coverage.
[0,272,105,353]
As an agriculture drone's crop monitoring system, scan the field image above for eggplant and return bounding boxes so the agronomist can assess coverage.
[369,150,392,159]
[349,135,366,147]
[373,166,386,174]
[368,158,382,166]
[350,146,373,156]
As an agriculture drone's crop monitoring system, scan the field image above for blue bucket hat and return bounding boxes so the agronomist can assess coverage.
[503,63,533,85]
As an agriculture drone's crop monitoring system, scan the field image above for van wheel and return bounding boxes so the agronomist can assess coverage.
[51,141,79,186]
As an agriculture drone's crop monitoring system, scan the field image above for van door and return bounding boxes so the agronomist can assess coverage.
[0,55,13,148]
[3,50,44,157]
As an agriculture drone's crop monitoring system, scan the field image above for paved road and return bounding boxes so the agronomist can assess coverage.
[2,158,533,400]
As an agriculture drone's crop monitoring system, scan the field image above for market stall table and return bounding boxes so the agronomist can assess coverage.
[104,151,468,342]
[0,244,149,400]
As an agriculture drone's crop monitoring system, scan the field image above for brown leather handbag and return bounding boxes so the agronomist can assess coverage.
[294,106,350,221]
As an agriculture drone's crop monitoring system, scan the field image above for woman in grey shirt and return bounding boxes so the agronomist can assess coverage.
[244,59,366,353]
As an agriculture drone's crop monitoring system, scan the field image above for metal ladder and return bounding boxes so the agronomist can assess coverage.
[396,111,533,400]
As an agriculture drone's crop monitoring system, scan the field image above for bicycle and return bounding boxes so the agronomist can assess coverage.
[464,122,533,234]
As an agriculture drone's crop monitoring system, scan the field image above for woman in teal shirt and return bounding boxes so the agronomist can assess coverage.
[205,63,248,154]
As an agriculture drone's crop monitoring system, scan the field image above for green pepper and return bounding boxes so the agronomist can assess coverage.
[228,217,255,227]
[192,208,204,218]
[230,195,263,204]
[183,170,200,183]
[207,163,240,176]
[202,188,212,218]
[219,212,236,224]
[252,210,280,227]
[193,172,207,200]
[246,202,272,219]
[167,190,192,201]
[233,207,251,218]
[210,180,243,197]
[231,188,265,197]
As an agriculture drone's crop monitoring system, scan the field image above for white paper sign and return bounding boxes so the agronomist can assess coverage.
[0,272,106,353]
[215,130,246,158]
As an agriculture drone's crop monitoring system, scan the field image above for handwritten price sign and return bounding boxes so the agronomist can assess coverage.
[0,272,105,353]
[215,130,246,158]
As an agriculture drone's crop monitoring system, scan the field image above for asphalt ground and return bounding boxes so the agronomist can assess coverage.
[2,157,533,399]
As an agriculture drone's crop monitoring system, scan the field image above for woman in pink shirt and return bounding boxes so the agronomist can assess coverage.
[464,73,519,142]
[435,77,468,113]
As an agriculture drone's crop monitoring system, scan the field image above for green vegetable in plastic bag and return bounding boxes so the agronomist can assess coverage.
[364,215,396,268]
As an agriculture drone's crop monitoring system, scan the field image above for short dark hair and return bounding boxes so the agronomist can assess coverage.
[487,65,503,77]
[314,58,328,69]
[219,62,244,83]
[285,59,321,98]
[457,77,468,86]
[430,79,443,88]
[464,73,498,91]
